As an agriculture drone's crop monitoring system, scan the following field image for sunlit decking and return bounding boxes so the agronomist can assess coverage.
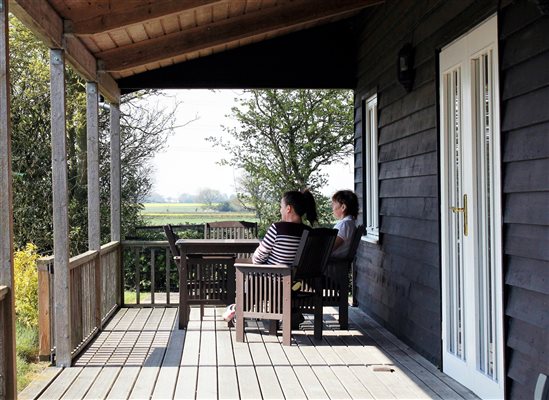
[20,305,478,400]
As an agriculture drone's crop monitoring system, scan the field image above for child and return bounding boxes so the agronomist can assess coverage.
[331,190,359,258]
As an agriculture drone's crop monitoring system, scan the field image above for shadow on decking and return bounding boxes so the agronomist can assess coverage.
[20,306,479,400]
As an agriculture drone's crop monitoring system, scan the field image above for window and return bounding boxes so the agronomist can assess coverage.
[363,94,379,241]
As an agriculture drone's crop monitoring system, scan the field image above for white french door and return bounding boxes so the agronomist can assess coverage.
[439,15,505,399]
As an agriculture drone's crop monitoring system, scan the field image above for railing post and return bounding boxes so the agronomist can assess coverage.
[94,251,102,330]
[37,258,53,360]
[118,243,124,307]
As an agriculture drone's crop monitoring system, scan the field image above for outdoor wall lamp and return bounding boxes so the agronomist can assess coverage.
[397,43,415,92]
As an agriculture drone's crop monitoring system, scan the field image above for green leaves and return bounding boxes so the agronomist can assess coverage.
[210,89,354,228]
[9,16,177,255]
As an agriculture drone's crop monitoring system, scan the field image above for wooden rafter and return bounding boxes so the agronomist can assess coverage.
[66,0,227,36]
[98,0,382,72]
[10,0,120,103]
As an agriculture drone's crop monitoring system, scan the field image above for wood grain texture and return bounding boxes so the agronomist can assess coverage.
[0,2,16,396]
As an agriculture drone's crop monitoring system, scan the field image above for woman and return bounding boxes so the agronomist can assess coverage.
[331,190,359,258]
[252,189,317,265]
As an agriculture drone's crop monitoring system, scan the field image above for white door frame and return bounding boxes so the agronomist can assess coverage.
[439,15,505,399]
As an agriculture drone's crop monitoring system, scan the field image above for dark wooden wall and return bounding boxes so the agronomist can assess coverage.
[353,0,549,397]
[499,1,549,398]
[353,0,499,366]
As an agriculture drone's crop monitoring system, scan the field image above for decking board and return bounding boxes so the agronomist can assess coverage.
[27,305,479,400]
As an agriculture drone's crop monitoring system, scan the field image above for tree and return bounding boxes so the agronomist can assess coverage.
[197,188,224,209]
[9,16,179,254]
[209,89,354,227]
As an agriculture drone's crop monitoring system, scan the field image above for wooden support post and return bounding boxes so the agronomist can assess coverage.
[0,0,17,396]
[87,82,100,251]
[50,48,71,367]
[86,82,102,330]
[110,103,121,242]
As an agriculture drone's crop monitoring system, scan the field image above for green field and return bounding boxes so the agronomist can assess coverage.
[141,203,257,225]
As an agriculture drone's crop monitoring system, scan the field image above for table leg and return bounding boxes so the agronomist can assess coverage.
[179,251,189,329]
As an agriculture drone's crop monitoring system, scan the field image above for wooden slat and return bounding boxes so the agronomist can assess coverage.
[39,367,83,399]
[174,309,201,399]
[28,306,479,399]
[129,308,171,399]
[348,307,477,399]
[98,0,382,72]
[215,308,240,400]
[151,309,184,399]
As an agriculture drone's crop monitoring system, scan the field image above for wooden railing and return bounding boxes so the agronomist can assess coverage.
[37,241,121,362]
[121,240,179,307]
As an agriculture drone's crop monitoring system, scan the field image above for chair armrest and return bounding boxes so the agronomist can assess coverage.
[235,262,291,273]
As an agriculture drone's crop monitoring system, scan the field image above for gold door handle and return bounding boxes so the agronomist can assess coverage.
[451,194,468,236]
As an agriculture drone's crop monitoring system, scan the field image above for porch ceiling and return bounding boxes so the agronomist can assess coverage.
[10,0,383,101]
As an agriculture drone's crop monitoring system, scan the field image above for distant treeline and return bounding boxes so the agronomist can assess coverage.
[144,188,236,204]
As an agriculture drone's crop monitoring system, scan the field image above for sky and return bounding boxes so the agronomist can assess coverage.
[146,89,354,200]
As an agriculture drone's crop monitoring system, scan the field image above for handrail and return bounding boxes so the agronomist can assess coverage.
[69,249,98,270]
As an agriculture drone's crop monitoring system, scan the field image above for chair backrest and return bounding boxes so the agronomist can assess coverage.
[163,224,180,258]
[293,228,338,280]
[204,221,258,239]
[345,224,365,261]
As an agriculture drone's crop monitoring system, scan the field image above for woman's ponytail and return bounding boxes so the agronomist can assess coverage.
[282,189,318,226]
[301,189,318,226]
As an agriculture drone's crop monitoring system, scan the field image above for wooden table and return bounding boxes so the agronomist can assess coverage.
[176,238,260,328]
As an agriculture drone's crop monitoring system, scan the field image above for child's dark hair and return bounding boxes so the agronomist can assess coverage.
[332,190,359,218]
[283,189,318,226]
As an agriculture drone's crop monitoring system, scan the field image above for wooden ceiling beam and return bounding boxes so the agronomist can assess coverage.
[9,0,63,47]
[98,0,383,73]
[10,0,120,103]
[67,0,227,36]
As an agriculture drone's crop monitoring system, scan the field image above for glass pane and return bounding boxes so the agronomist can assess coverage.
[445,69,465,359]
[474,51,497,379]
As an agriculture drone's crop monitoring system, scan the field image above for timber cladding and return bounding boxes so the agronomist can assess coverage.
[500,1,549,398]
[353,0,548,397]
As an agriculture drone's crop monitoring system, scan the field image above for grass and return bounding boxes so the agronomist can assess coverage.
[16,322,48,393]
[141,202,257,226]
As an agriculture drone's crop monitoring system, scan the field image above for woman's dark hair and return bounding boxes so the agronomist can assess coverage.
[283,189,318,226]
[332,190,359,218]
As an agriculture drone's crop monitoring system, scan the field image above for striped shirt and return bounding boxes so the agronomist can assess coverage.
[252,222,311,266]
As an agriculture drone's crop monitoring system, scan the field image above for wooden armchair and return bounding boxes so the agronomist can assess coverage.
[235,228,337,345]
[298,224,365,330]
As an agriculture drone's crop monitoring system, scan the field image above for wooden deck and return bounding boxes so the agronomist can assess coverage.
[20,306,478,399]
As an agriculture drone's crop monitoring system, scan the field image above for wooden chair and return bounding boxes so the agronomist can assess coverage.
[164,224,235,320]
[205,221,258,261]
[163,224,180,260]
[298,224,365,330]
[204,221,258,239]
[235,228,337,345]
